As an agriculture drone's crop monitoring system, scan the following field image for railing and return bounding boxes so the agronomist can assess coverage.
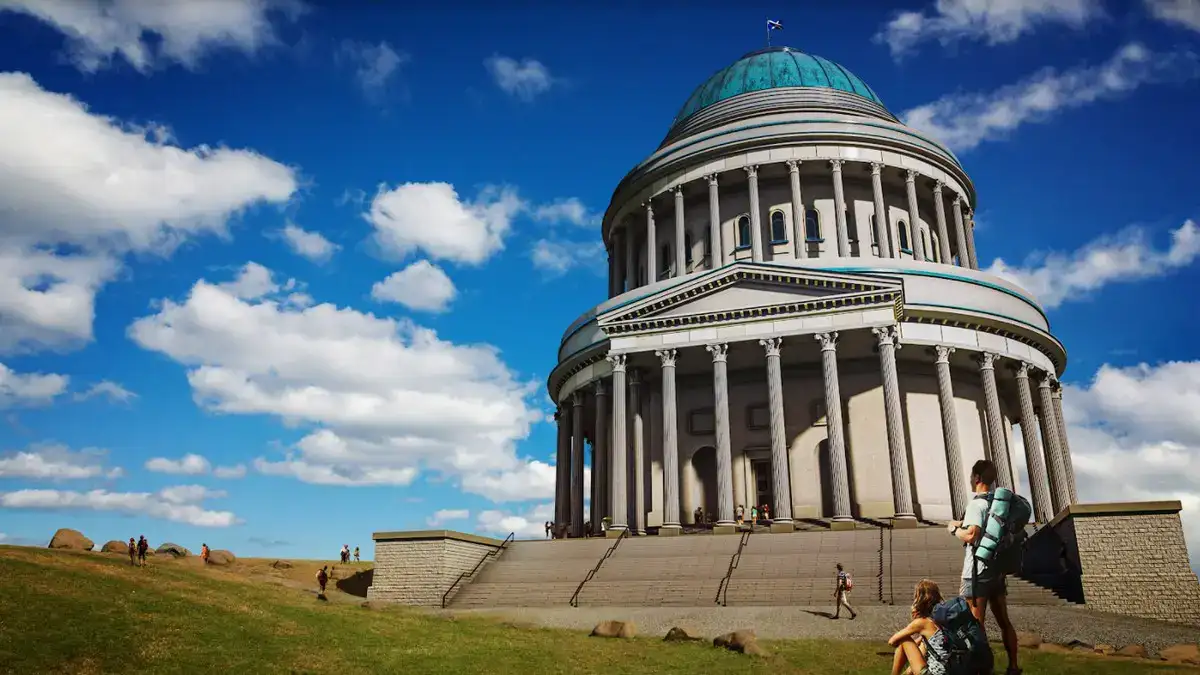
[874,523,896,605]
[441,531,514,608]
[569,528,628,607]
[715,528,752,606]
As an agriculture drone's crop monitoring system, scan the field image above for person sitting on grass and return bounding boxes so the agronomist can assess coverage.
[888,579,951,675]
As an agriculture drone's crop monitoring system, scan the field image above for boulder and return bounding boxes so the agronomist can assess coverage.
[48,528,93,551]
[714,629,761,654]
[1094,644,1115,656]
[271,560,293,570]
[590,620,636,638]
[156,542,190,558]
[1160,644,1200,665]
[100,540,130,554]
[1016,631,1042,649]
[664,627,702,643]
[1064,639,1094,653]
[207,550,236,566]
[1115,644,1149,659]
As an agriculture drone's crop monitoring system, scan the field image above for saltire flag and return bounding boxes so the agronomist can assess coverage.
[767,19,783,30]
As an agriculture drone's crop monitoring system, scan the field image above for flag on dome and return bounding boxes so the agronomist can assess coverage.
[767,19,783,30]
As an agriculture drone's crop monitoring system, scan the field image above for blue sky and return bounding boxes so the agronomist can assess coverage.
[1,1,1199,564]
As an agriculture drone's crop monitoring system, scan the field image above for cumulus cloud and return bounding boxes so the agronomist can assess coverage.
[128,264,548,501]
[0,363,69,408]
[366,182,525,265]
[371,261,457,313]
[338,40,409,101]
[0,485,237,527]
[279,223,339,264]
[0,443,122,480]
[900,43,1200,153]
[484,55,555,101]
[531,239,606,277]
[213,464,247,479]
[875,0,1102,58]
[533,197,597,227]
[477,502,553,539]
[73,380,136,403]
[145,453,211,475]
[1147,0,1200,32]
[0,73,297,354]
[986,220,1199,308]
[0,0,303,73]
[426,508,470,527]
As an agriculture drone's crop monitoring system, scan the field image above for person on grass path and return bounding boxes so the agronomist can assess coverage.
[834,563,857,620]
[137,536,148,566]
[200,543,210,565]
[316,566,329,595]
[127,538,136,566]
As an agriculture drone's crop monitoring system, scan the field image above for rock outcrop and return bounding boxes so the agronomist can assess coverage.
[100,540,129,554]
[207,550,236,566]
[48,529,93,551]
[156,542,190,558]
[589,620,636,638]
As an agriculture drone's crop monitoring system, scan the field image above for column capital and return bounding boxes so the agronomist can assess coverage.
[759,336,783,357]
[828,158,845,170]
[594,378,607,397]
[705,173,718,187]
[553,408,563,422]
[872,324,898,346]
[815,331,839,351]
[606,352,627,372]
[1052,384,1064,398]
[706,342,729,363]
[628,367,643,386]
[976,351,1000,371]
[870,161,884,175]
[934,345,955,363]
[905,169,918,184]
[785,159,801,172]
[933,180,945,194]
[744,164,759,179]
[655,348,678,368]
[1012,360,1031,379]
[672,184,684,196]
[571,389,585,407]
[643,200,653,215]
[1037,369,1057,388]
[953,193,963,206]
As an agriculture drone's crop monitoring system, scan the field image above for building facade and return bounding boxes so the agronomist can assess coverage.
[550,47,1079,537]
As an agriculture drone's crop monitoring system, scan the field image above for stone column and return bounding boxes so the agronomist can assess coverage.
[706,343,736,528]
[657,349,682,533]
[787,160,807,260]
[760,337,794,528]
[707,174,723,268]
[905,170,925,262]
[952,195,969,268]
[594,379,609,521]
[746,166,764,262]
[1052,386,1079,505]
[606,354,628,534]
[870,162,891,258]
[872,326,915,523]
[571,390,586,538]
[624,224,637,290]
[1037,372,1071,514]
[644,202,657,283]
[629,368,646,535]
[976,352,1014,490]
[673,186,686,277]
[1014,363,1053,522]
[829,159,850,257]
[933,181,952,264]
[815,332,853,525]
[934,346,968,518]
[554,405,570,527]
[965,212,979,269]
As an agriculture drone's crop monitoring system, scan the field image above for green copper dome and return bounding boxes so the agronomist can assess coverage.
[673,47,884,126]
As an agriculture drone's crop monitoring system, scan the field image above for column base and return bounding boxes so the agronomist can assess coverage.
[891,516,919,529]
[713,524,739,535]
[769,521,795,533]
[830,520,858,531]
[605,527,628,539]
[658,525,682,537]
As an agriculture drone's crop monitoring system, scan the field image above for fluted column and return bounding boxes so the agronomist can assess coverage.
[904,170,925,262]
[554,406,570,527]
[644,202,657,283]
[606,354,628,533]
[869,162,892,258]
[672,186,686,277]
[965,211,979,269]
[933,181,952,264]
[934,346,967,518]
[594,379,609,521]
[760,337,794,524]
[629,368,646,534]
[657,349,681,530]
[1051,386,1078,505]
[786,160,808,260]
[706,343,736,527]
[1014,363,1052,522]
[872,326,915,522]
[815,332,853,523]
[624,224,636,290]
[952,195,969,268]
[1037,372,1071,514]
[829,159,850,257]
[706,174,723,268]
[571,390,586,537]
[976,352,1014,490]
[746,166,764,262]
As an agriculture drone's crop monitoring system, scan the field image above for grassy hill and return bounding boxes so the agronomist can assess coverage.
[0,545,1192,674]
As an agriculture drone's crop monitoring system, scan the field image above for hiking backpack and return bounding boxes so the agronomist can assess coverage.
[931,596,994,675]
[843,573,853,591]
[972,486,1033,576]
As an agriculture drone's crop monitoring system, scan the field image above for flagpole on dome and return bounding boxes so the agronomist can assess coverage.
[766,18,783,47]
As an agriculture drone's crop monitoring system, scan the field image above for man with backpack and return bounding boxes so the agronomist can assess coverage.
[948,459,1023,675]
[833,563,856,620]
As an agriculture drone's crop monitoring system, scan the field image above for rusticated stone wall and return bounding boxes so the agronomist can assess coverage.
[366,530,503,606]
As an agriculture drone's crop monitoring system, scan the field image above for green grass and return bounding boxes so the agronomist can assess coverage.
[0,545,1190,674]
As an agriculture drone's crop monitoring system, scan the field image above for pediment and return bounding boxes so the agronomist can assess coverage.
[598,263,904,336]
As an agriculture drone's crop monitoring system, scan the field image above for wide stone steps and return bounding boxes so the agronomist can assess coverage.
[451,581,580,608]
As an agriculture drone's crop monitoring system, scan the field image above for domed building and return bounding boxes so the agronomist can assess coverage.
[549,47,1079,538]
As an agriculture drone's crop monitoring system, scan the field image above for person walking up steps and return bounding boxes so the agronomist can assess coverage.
[833,563,857,619]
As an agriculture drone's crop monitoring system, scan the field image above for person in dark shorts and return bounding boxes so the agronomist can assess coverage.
[316,566,329,594]
[137,536,148,566]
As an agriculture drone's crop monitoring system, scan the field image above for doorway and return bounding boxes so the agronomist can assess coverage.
[751,458,774,514]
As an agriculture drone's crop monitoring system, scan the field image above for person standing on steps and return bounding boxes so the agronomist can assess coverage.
[544,521,551,539]
[833,563,857,620]
[736,504,745,526]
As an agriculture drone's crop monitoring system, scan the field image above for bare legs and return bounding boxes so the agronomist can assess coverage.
[891,639,927,675]
[968,593,1020,673]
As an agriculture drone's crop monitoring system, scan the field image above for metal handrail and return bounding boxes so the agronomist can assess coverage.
[441,531,514,608]
[569,528,628,607]
[715,529,752,606]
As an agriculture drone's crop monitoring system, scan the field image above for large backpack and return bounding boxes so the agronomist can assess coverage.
[972,487,1033,576]
[931,596,994,675]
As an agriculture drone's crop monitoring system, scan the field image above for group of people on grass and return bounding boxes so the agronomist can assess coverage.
[339,544,360,563]
[124,536,149,566]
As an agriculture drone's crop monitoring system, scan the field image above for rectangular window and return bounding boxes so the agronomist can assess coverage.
[689,408,715,435]
[746,404,769,430]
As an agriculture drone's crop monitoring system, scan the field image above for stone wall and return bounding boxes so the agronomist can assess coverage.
[366,530,504,606]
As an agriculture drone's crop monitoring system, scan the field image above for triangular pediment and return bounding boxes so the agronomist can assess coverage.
[598,263,903,336]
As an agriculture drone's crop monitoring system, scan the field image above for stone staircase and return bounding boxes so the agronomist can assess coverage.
[451,538,611,608]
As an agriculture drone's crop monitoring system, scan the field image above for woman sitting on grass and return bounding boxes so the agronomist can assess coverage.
[888,579,953,675]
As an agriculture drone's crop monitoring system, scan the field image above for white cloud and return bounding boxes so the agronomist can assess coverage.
[986,220,1199,308]
[1147,0,1200,32]
[531,239,605,277]
[533,197,597,227]
[0,363,69,408]
[145,453,212,475]
[279,223,339,264]
[366,182,525,265]
[213,464,247,479]
[370,261,457,313]
[900,43,1200,153]
[128,264,547,500]
[477,502,553,539]
[0,443,122,480]
[0,532,7,542]
[484,55,555,101]
[876,0,1102,58]
[427,508,470,527]
[0,0,302,73]
[0,73,298,354]
[0,485,237,527]
[339,40,408,100]
[73,380,136,403]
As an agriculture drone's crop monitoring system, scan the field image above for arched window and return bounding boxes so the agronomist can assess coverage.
[736,215,751,249]
[770,210,787,243]
[805,209,821,241]
[685,232,693,265]
[898,220,911,252]
[660,244,671,277]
